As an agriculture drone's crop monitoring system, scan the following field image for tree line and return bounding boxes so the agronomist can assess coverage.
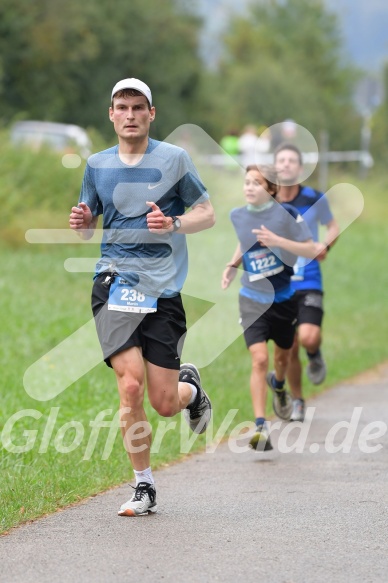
[0,0,374,152]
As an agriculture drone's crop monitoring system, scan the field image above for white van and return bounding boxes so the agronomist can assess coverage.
[10,120,92,159]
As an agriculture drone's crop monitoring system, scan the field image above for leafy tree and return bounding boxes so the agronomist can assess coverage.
[0,0,365,150]
[214,0,361,149]
[0,0,204,140]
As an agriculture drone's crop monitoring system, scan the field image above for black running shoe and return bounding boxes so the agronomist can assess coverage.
[180,363,212,434]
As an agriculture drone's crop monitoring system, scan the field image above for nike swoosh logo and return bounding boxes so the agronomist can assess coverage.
[148,183,164,190]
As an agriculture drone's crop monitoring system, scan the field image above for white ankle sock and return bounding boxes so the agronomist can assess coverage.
[134,467,154,486]
[187,383,198,405]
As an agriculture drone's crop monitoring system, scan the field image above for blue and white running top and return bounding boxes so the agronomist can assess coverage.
[287,186,333,291]
[79,138,209,298]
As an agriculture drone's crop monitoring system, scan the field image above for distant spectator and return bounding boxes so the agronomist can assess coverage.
[238,125,258,167]
[238,124,270,168]
[220,128,240,170]
[220,128,240,158]
[271,119,298,150]
[257,125,271,153]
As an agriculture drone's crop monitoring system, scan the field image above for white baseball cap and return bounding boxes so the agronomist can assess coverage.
[111,78,152,106]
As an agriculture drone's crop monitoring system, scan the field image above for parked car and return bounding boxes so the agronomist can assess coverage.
[10,120,92,159]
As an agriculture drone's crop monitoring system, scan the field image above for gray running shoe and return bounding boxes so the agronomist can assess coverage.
[266,371,293,421]
[118,482,157,516]
[290,398,305,422]
[180,363,212,434]
[306,353,326,385]
[249,423,273,451]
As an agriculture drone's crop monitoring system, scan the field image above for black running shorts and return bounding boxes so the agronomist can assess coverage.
[239,294,298,350]
[91,273,187,369]
[293,290,324,327]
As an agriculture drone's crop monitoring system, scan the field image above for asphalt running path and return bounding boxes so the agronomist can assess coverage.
[1,364,388,583]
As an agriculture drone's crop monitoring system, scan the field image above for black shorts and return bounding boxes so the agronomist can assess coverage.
[239,294,297,350]
[91,273,187,369]
[294,290,324,327]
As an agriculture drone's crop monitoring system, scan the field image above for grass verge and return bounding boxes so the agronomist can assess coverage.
[1,163,387,533]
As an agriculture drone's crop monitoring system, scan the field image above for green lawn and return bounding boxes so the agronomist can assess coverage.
[1,164,387,533]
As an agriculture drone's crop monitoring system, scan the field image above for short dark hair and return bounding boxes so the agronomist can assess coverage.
[246,164,279,196]
[111,88,151,110]
[274,142,303,165]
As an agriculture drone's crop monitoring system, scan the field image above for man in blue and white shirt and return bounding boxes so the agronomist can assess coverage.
[69,78,215,516]
[275,143,339,421]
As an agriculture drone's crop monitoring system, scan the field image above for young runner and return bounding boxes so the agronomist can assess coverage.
[221,165,316,450]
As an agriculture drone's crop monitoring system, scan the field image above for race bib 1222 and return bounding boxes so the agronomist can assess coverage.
[244,248,284,282]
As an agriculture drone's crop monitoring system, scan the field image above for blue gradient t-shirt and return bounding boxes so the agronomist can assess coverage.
[79,138,209,297]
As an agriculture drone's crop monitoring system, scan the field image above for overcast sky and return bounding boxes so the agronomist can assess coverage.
[325,0,388,71]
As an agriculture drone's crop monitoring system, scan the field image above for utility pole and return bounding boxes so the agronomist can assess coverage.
[359,112,372,179]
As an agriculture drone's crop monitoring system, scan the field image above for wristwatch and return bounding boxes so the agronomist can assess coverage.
[171,216,181,232]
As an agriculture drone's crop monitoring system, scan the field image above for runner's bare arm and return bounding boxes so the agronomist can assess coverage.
[222,243,242,289]
[252,226,317,258]
[316,218,340,260]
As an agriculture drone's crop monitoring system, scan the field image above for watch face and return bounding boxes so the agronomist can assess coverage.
[173,217,181,230]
